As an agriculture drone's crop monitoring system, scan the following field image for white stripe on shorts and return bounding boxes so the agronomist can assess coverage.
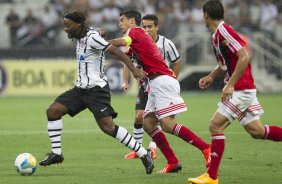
[156,103,186,117]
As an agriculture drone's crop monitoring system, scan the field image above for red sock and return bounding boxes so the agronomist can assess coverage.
[207,134,225,180]
[150,128,178,164]
[173,124,209,151]
[264,125,282,141]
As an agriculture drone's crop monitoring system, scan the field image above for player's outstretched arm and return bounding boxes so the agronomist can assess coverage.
[106,45,147,80]
[122,65,131,93]
[172,60,181,78]
[108,38,127,47]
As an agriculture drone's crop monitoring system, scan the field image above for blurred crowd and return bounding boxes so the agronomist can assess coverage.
[4,0,282,48]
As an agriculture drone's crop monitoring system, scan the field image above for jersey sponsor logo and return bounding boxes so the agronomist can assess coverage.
[211,152,219,157]
[0,64,7,95]
[79,55,85,62]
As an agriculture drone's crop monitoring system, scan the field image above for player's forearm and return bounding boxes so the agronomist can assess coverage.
[108,46,136,74]
[172,60,181,78]
[123,65,130,84]
[108,38,127,47]
[209,65,224,81]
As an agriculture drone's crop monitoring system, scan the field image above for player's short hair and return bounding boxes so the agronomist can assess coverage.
[142,14,159,26]
[63,10,86,24]
[203,0,224,20]
[120,9,141,26]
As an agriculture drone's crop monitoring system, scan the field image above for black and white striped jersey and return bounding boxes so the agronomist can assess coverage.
[75,28,111,89]
[155,35,180,67]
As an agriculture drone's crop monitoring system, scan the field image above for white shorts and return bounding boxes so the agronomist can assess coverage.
[216,89,264,126]
[144,75,187,120]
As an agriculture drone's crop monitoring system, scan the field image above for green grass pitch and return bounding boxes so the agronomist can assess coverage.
[0,93,282,184]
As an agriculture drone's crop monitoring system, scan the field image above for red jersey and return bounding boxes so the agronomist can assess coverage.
[125,27,175,78]
[211,21,256,90]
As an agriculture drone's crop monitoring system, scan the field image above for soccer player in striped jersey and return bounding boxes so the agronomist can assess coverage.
[109,9,211,174]
[123,14,181,163]
[39,10,154,174]
[143,14,181,75]
[188,1,282,183]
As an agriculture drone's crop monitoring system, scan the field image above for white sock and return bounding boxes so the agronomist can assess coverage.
[47,119,63,155]
[157,123,162,130]
[149,140,156,149]
[115,126,147,157]
[148,123,161,149]
[133,127,144,146]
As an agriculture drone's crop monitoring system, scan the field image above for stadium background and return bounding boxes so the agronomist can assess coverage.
[0,0,281,96]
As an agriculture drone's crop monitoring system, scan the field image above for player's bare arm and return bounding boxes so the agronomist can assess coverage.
[199,65,223,89]
[108,38,127,47]
[172,60,181,78]
[225,47,250,87]
[122,65,130,93]
[106,45,147,80]
[221,47,250,101]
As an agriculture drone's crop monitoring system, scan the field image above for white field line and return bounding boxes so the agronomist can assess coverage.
[0,118,245,136]
[0,119,132,136]
[0,129,100,135]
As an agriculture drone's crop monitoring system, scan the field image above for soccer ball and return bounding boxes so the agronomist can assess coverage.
[15,153,37,176]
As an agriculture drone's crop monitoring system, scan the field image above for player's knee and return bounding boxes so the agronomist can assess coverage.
[46,102,68,119]
[208,122,217,133]
[100,126,111,135]
[143,113,158,134]
[135,113,143,124]
[142,121,151,134]
[143,120,155,135]
[159,123,173,133]
[46,106,61,119]
[97,117,115,136]
[209,120,222,134]
[99,123,115,136]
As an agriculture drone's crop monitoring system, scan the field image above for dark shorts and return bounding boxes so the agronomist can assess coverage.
[55,84,117,121]
[135,85,148,110]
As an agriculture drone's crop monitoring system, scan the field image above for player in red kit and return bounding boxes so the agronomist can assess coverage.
[188,1,282,184]
[109,9,211,173]
[123,14,182,161]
